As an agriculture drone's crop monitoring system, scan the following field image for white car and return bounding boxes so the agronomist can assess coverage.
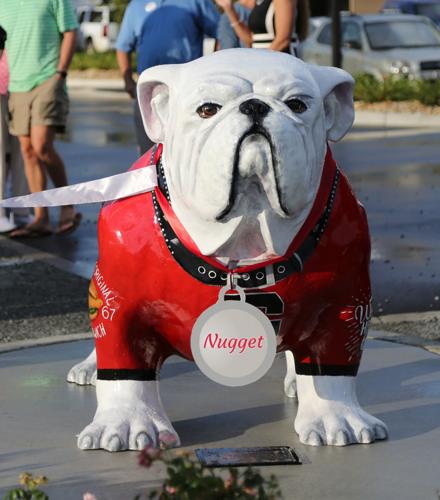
[301,12,440,80]
[76,5,119,53]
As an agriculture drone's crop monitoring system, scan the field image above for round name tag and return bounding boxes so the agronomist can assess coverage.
[191,285,277,387]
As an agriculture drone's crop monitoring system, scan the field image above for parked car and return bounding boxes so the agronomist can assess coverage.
[301,12,440,80]
[76,5,119,53]
[384,0,440,27]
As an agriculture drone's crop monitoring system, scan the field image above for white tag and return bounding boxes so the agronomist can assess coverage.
[191,284,277,387]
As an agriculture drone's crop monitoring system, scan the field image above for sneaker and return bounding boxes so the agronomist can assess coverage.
[0,213,17,233]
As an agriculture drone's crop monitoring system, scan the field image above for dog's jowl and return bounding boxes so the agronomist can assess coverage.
[68,49,388,451]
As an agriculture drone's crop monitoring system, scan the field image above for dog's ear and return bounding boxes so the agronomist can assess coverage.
[137,65,180,143]
[308,65,355,142]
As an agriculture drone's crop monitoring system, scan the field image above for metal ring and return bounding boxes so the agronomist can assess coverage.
[208,270,217,279]
[293,253,303,272]
[277,265,286,274]
[220,273,228,281]
[256,271,265,280]
[242,273,250,281]
[198,266,206,275]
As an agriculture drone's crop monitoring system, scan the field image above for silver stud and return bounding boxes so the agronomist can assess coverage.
[208,270,217,279]
[256,272,264,280]
[198,266,206,275]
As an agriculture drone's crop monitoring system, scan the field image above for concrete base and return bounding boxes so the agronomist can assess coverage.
[0,338,439,500]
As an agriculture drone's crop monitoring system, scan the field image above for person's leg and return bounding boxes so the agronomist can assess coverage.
[9,134,30,222]
[30,124,78,230]
[0,94,9,222]
[8,88,52,235]
[17,134,50,227]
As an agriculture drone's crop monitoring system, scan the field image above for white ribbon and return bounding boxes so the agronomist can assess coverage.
[0,165,158,207]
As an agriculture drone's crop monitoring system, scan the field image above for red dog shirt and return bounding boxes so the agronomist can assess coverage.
[90,145,372,381]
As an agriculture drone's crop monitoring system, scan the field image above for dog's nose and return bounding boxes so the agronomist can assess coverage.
[239,99,270,121]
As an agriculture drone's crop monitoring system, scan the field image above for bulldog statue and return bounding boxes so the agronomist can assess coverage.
[66,49,388,451]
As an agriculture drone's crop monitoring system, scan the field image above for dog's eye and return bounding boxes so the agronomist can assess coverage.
[197,103,222,119]
[285,98,307,114]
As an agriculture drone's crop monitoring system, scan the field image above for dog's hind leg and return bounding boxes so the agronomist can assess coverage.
[283,351,297,398]
[67,348,97,386]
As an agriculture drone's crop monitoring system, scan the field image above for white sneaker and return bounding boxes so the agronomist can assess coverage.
[0,213,18,233]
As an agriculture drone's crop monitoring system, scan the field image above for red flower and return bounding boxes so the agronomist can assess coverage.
[138,445,161,468]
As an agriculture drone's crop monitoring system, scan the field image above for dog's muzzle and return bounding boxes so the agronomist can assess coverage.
[216,99,289,221]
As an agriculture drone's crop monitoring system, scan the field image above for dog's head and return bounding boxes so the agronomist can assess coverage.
[138,49,354,265]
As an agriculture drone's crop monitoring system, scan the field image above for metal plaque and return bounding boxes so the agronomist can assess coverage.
[195,446,302,467]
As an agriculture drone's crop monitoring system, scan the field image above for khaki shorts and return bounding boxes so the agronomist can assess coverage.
[8,75,69,136]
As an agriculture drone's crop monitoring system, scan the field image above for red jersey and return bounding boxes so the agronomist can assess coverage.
[90,146,372,381]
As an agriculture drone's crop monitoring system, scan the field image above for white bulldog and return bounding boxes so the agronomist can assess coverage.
[68,49,388,450]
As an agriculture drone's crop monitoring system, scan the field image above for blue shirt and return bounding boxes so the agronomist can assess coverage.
[217,4,250,50]
[116,0,220,73]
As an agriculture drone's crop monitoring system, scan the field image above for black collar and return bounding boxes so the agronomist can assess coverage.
[152,157,339,289]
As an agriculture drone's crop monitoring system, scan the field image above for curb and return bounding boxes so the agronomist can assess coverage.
[354,110,440,129]
[369,329,440,357]
[0,332,92,354]
[68,78,124,90]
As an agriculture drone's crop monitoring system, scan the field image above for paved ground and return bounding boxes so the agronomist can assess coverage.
[0,337,439,500]
[0,237,89,343]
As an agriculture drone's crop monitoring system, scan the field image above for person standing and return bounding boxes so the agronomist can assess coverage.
[215,0,298,54]
[0,45,31,233]
[115,0,220,154]
[0,0,81,237]
[216,0,254,50]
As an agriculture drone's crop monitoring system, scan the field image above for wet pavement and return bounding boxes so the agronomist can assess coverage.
[13,91,440,317]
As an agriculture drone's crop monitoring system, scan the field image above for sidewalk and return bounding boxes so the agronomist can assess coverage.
[0,335,440,500]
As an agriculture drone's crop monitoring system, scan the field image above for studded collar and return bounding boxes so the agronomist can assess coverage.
[151,148,340,289]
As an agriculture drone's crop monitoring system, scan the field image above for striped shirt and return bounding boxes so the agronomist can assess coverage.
[0,0,78,93]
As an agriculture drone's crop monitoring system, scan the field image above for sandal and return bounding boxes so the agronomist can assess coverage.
[56,212,82,235]
[9,222,53,238]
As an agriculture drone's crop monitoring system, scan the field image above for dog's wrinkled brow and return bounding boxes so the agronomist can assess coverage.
[186,76,252,104]
[253,76,317,100]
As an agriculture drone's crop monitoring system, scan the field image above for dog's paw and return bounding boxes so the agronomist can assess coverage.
[295,402,388,446]
[77,407,180,452]
[67,349,97,386]
[67,360,97,386]
[78,379,180,451]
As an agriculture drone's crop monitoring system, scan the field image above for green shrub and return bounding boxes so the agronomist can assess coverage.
[354,74,440,106]
[383,77,418,101]
[353,74,384,102]
[71,51,119,71]
[415,79,440,106]
[3,473,49,500]
[136,446,283,500]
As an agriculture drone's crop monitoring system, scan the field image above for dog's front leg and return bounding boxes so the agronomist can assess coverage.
[294,375,388,446]
[78,378,180,452]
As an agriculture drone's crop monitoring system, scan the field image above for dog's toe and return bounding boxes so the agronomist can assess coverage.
[303,430,323,446]
[158,430,180,449]
[105,436,123,452]
[334,430,351,446]
[135,432,151,450]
